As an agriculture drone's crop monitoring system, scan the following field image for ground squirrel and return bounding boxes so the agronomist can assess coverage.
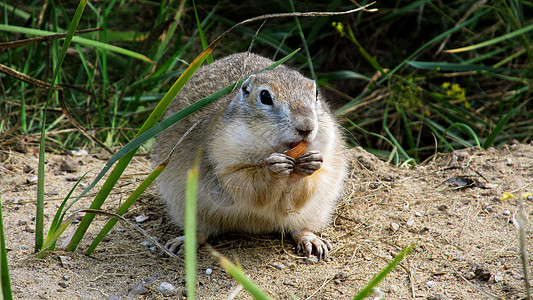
[151,52,347,260]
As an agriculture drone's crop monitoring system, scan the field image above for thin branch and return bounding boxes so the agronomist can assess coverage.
[0,28,103,49]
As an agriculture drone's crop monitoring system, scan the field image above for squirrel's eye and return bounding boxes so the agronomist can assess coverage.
[260,90,273,105]
[316,89,319,101]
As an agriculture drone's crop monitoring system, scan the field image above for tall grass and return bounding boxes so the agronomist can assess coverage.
[2,2,531,159]
[0,195,13,300]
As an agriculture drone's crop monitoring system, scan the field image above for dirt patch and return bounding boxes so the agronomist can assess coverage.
[1,144,532,299]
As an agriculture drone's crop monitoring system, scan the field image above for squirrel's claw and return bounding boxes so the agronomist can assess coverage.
[165,236,186,255]
[165,234,207,256]
[292,229,332,261]
[266,153,295,177]
[295,150,323,175]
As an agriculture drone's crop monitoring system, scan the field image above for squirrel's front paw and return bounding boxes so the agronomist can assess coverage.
[266,153,295,177]
[295,151,323,175]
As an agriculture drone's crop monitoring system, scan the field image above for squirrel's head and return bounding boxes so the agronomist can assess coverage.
[234,69,320,150]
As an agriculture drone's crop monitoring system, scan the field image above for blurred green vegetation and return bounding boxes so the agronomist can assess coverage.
[1,0,532,163]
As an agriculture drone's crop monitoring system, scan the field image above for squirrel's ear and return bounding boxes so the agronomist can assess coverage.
[241,75,255,97]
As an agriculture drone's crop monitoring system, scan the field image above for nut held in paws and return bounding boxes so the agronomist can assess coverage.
[284,141,307,159]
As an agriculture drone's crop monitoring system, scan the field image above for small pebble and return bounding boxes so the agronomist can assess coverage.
[24,225,35,233]
[128,284,149,298]
[206,268,213,275]
[18,218,30,226]
[505,158,513,166]
[157,282,177,297]
[45,190,59,196]
[414,212,422,217]
[527,195,533,201]
[494,272,503,282]
[23,164,34,173]
[502,210,511,216]
[390,222,400,231]
[426,280,436,288]
[142,277,155,284]
[303,256,318,264]
[453,257,465,262]
[287,263,296,269]
[65,175,82,182]
[58,281,69,288]
[406,217,415,228]
[59,256,72,268]
[484,205,493,213]
[389,284,398,293]
[60,158,79,172]
[135,215,150,223]
[269,263,285,270]
[464,272,475,280]
[71,149,89,157]
[62,275,69,281]
[486,183,498,189]
[27,176,38,184]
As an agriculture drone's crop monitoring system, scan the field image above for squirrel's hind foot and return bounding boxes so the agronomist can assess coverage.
[165,234,207,256]
[291,229,332,261]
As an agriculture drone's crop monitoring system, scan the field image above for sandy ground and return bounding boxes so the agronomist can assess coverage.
[1,143,532,299]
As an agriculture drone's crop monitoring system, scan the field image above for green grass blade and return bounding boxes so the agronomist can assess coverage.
[446,22,533,53]
[185,154,200,300]
[353,244,414,300]
[383,102,413,165]
[40,212,81,254]
[0,24,153,64]
[443,123,481,148]
[407,61,523,73]
[289,0,315,79]
[345,119,399,163]
[0,195,13,300]
[43,167,101,253]
[396,102,418,162]
[211,250,272,300]
[36,130,46,252]
[483,98,531,149]
[193,0,213,64]
[85,162,166,255]
[36,0,88,253]
[317,71,371,82]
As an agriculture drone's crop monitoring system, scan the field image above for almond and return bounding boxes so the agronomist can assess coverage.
[284,140,307,159]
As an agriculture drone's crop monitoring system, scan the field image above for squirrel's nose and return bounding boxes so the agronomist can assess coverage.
[297,129,313,138]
